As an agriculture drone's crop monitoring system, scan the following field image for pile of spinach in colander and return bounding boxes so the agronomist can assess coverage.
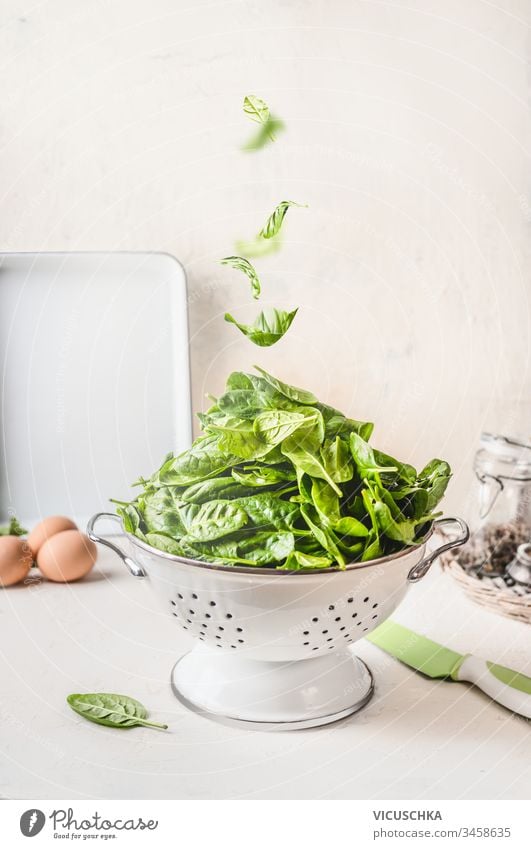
[114,367,451,570]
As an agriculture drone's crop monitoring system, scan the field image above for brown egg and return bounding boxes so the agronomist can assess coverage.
[0,537,33,587]
[27,515,78,558]
[37,530,97,583]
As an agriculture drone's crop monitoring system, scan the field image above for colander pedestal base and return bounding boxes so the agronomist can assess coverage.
[171,647,374,730]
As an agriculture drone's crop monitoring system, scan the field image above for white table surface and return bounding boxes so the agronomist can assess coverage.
[1,544,530,801]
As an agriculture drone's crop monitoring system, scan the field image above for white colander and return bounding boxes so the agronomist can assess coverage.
[88,514,468,729]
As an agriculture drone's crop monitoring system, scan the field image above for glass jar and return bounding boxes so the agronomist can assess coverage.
[458,433,531,579]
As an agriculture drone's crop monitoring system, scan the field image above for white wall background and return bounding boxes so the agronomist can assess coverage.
[2,0,531,514]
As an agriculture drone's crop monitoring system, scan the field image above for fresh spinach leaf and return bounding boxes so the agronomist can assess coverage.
[242,96,284,149]
[66,693,167,730]
[321,436,353,483]
[282,435,341,496]
[207,417,271,460]
[300,504,346,566]
[220,256,261,299]
[350,432,398,479]
[334,516,369,538]
[231,464,294,487]
[259,201,307,240]
[225,308,297,346]
[253,365,318,404]
[254,409,315,445]
[181,477,258,504]
[234,233,282,258]
[157,436,238,486]
[278,550,333,571]
[243,94,270,125]
[185,500,248,542]
[0,517,27,537]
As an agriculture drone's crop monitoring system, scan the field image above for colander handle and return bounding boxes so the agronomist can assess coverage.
[87,512,147,578]
[407,517,469,583]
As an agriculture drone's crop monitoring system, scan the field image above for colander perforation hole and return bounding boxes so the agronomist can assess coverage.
[236,627,243,633]
[303,641,309,646]
[363,627,369,632]
[186,619,192,624]
[363,596,369,603]
[303,630,309,635]
[352,613,357,619]
[347,597,353,603]
[189,609,195,615]
[218,626,224,632]
[326,638,333,642]
[172,612,178,617]
[335,616,341,622]
[328,605,335,611]
[312,617,318,623]
[312,647,318,651]
[205,613,211,619]
[322,630,328,635]
[191,593,198,599]
[209,601,216,607]
[226,613,233,619]
[373,603,378,608]
[178,593,183,600]
[372,614,378,620]
[171,600,176,606]
[340,626,346,631]
[230,645,236,649]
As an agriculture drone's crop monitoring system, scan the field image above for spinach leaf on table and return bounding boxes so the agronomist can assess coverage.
[0,517,27,537]
[66,693,167,731]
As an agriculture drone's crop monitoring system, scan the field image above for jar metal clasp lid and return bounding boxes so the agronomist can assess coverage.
[475,432,531,519]
[475,472,504,519]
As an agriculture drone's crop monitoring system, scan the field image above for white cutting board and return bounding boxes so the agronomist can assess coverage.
[0,252,191,531]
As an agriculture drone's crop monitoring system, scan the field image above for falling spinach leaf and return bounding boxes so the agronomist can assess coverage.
[242,95,284,150]
[225,307,298,347]
[235,233,282,258]
[0,517,27,537]
[243,117,285,151]
[243,94,270,124]
[66,693,168,730]
[220,256,261,300]
[259,201,307,240]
